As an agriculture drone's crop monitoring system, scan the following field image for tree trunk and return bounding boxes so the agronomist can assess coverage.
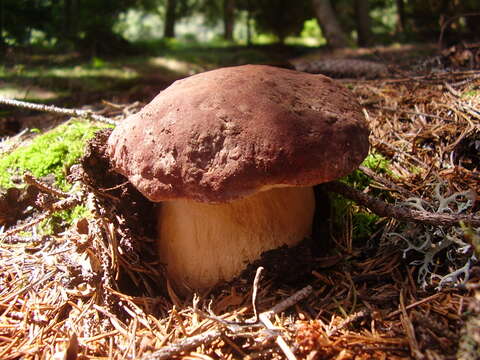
[395,0,406,33]
[164,0,176,38]
[223,0,235,41]
[312,0,349,48]
[63,0,79,43]
[354,0,372,47]
[64,0,71,38]
[0,0,4,51]
[246,0,252,46]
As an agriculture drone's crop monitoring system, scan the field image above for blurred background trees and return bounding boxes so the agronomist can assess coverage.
[0,0,479,55]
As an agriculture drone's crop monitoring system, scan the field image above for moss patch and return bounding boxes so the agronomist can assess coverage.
[0,119,111,190]
[330,152,392,242]
[345,151,392,190]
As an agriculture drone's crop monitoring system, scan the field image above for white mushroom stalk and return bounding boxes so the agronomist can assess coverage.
[157,186,315,293]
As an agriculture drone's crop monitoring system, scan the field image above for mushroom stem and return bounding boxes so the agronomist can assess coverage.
[157,186,315,294]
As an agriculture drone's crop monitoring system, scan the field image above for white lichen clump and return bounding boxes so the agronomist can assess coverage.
[389,183,478,289]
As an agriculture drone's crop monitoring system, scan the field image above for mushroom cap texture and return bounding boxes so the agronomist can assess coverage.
[107,65,370,203]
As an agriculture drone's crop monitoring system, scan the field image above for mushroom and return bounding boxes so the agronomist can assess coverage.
[107,65,369,294]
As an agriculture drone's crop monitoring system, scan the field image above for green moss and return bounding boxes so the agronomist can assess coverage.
[39,205,89,234]
[344,151,392,190]
[330,193,381,242]
[352,211,380,240]
[0,120,108,234]
[362,152,391,171]
[329,151,391,242]
[0,119,110,190]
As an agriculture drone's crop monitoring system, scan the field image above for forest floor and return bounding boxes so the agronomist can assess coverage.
[0,42,479,359]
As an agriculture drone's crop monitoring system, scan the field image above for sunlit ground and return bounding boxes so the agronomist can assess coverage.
[0,60,140,102]
[0,82,59,100]
[0,41,310,103]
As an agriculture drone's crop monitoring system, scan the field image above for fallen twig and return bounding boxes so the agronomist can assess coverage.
[253,267,297,360]
[373,105,451,122]
[24,173,69,198]
[323,181,480,227]
[327,309,371,336]
[0,96,117,126]
[258,312,297,360]
[399,289,424,360]
[0,193,82,240]
[143,285,313,360]
[359,165,414,197]
[251,266,263,323]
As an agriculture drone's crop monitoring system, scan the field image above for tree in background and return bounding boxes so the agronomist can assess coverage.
[237,0,313,44]
[395,0,406,33]
[312,0,349,48]
[62,0,78,46]
[402,0,480,45]
[2,0,480,53]
[196,0,236,41]
[354,0,372,46]
[164,0,177,38]
[0,0,52,48]
[64,0,136,54]
[0,0,141,54]
[223,0,235,40]
[160,0,199,39]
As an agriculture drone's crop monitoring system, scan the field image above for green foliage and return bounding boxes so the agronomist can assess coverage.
[39,204,89,234]
[344,151,392,190]
[330,193,380,241]
[353,211,381,240]
[115,1,199,43]
[3,0,480,52]
[0,0,52,46]
[90,57,107,69]
[0,120,110,190]
[370,0,398,42]
[0,0,147,53]
[363,151,391,172]
[329,151,392,242]
[301,19,322,39]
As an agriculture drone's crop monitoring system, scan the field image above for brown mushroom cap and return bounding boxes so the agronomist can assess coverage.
[107,65,369,203]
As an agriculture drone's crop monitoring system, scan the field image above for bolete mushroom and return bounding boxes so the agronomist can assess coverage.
[107,65,369,294]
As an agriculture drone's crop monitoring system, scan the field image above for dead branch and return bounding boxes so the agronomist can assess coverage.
[373,105,452,122]
[0,193,82,240]
[359,165,414,197]
[142,285,313,360]
[0,270,56,303]
[141,329,223,360]
[327,309,371,336]
[0,96,117,126]
[24,173,69,198]
[253,267,297,360]
[258,312,297,360]
[323,181,480,227]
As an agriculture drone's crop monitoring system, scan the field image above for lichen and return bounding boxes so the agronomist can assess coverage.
[389,183,478,289]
